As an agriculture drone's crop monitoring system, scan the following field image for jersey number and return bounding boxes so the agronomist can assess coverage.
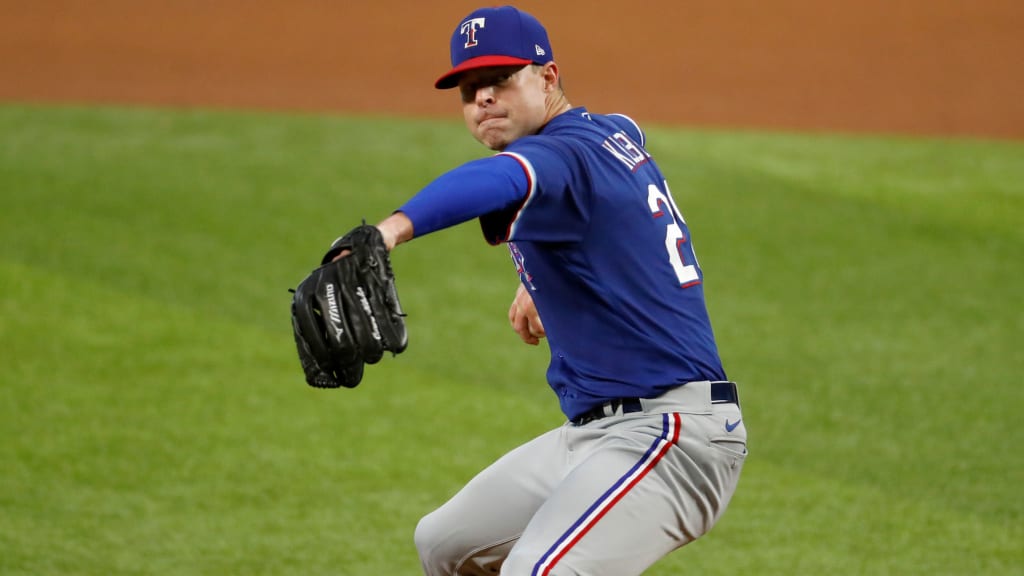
[647,182,700,287]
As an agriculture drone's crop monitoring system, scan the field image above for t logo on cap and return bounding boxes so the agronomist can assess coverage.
[461,17,486,48]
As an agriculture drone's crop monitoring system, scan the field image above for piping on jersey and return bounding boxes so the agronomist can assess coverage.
[531,412,682,576]
[496,151,537,242]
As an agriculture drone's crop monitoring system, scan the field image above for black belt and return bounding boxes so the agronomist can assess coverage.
[571,381,739,426]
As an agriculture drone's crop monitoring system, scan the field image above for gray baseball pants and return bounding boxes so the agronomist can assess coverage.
[414,380,747,575]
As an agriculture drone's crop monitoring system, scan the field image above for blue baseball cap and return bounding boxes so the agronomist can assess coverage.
[435,6,554,90]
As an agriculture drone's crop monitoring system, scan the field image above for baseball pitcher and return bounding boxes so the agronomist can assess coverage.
[291,6,747,575]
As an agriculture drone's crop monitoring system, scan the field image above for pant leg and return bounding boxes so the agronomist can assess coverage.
[502,407,747,576]
[415,425,570,576]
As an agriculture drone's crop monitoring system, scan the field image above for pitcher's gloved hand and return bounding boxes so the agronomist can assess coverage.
[290,225,407,388]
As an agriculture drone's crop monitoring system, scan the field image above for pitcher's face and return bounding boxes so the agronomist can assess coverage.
[459,65,550,150]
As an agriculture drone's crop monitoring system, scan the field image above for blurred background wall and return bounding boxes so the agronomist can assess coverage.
[2,0,1022,138]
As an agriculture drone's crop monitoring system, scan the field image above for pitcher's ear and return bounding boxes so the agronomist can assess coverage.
[542,62,560,91]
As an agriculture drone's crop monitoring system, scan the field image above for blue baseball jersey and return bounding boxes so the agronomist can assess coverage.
[401,107,725,419]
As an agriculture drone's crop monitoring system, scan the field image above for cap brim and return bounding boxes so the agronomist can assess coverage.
[434,55,534,89]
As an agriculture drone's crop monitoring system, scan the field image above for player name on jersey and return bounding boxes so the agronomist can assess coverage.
[601,130,651,172]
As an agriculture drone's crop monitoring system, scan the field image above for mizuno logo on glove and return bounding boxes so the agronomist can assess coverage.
[325,283,345,337]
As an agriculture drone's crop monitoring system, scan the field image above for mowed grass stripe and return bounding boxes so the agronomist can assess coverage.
[682,461,1022,575]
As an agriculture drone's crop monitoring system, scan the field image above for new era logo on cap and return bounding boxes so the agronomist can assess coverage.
[435,6,554,89]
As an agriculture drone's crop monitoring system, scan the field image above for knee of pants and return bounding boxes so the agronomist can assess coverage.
[414,511,448,568]
[414,510,473,572]
[415,510,512,576]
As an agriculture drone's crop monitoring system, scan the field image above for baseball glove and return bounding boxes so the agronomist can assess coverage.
[290,225,407,389]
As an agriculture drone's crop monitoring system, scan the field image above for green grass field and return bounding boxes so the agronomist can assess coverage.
[1,104,1021,575]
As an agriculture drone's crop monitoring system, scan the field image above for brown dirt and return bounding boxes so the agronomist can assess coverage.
[2,1,1022,139]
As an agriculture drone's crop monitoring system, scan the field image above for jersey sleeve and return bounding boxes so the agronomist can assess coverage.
[398,154,529,238]
[479,136,592,245]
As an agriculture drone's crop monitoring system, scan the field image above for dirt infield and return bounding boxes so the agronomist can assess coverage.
[2,1,1022,139]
